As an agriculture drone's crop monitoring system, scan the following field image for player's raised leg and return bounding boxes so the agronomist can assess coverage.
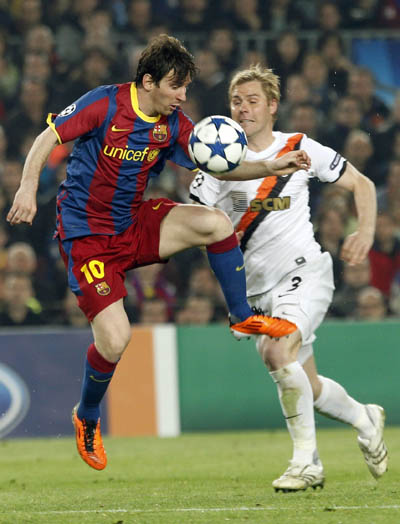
[159,204,297,338]
[304,356,388,479]
[73,299,131,470]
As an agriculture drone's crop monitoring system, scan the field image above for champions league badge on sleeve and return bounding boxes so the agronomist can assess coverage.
[59,103,77,117]
[191,172,204,188]
[0,363,30,438]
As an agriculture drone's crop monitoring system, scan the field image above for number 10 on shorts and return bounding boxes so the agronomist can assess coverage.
[80,260,105,283]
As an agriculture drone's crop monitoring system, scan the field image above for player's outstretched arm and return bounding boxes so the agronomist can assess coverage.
[7,127,58,225]
[335,162,376,266]
[211,150,311,181]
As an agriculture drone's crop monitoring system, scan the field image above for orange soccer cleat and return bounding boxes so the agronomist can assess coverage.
[72,405,107,470]
[230,314,297,339]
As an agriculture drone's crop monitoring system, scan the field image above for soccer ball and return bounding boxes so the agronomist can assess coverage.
[188,115,248,174]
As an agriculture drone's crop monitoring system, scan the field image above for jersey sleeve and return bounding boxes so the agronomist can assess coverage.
[46,85,112,144]
[303,136,347,183]
[189,170,221,207]
[166,109,198,171]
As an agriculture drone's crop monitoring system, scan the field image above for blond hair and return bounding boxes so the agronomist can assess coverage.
[229,64,281,105]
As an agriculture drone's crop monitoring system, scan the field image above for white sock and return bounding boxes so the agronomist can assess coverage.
[314,375,374,440]
[270,361,318,465]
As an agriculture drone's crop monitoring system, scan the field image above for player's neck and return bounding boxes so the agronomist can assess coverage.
[248,130,275,153]
[136,86,158,117]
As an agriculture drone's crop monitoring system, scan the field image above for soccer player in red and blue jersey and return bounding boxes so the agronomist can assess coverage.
[7,35,310,470]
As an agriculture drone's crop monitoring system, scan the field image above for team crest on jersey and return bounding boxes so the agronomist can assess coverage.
[153,124,168,142]
[59,103,76,117]
[95,281,111,296]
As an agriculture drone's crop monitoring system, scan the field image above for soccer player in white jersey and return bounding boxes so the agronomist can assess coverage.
[190,65,388,492]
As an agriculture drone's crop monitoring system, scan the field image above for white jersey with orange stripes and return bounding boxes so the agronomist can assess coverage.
[189,131,347,297]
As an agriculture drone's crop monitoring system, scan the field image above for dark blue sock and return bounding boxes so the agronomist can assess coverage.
[77,362,115,421]
[77,344,117,422]
[207,233,252,321]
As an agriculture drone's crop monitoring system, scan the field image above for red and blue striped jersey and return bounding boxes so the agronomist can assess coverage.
[48,82,196,240]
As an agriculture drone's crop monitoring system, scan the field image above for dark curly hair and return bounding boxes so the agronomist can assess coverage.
[135,34,197,87]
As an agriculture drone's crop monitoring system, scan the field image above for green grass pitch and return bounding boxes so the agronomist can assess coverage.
[1,427,399,524]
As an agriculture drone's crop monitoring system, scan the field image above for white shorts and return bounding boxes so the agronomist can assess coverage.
[248,252,334,356]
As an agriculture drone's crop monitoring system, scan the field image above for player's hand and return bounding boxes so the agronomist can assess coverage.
[6,187,37,225]
[340,230,374,265]
[266,150,311,176]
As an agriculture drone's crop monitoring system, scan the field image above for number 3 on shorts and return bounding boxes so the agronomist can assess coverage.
[80,260,105,284]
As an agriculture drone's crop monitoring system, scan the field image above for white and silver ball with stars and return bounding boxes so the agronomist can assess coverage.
[188,115,248,174]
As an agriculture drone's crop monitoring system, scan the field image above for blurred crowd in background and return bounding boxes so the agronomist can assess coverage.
[0,0,400,328]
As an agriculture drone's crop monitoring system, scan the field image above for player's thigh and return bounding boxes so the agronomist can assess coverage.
[159,204,233,258]
[91,298,132,361]
[59,236,129,324]
[250,253,334,346]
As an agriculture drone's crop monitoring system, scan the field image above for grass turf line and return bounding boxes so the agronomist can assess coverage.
[0,427,399,524]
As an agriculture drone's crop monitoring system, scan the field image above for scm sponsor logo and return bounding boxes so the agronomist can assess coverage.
[250,196,291,212]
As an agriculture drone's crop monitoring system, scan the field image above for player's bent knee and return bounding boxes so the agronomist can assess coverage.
[94,325,131,362]
[259,333,301,370]
[193,206,231,234]
[214,207,233,229]
[91,299,132,361]
[208,208,234,242]
[98,333,131,362]
[266,350,294,370]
